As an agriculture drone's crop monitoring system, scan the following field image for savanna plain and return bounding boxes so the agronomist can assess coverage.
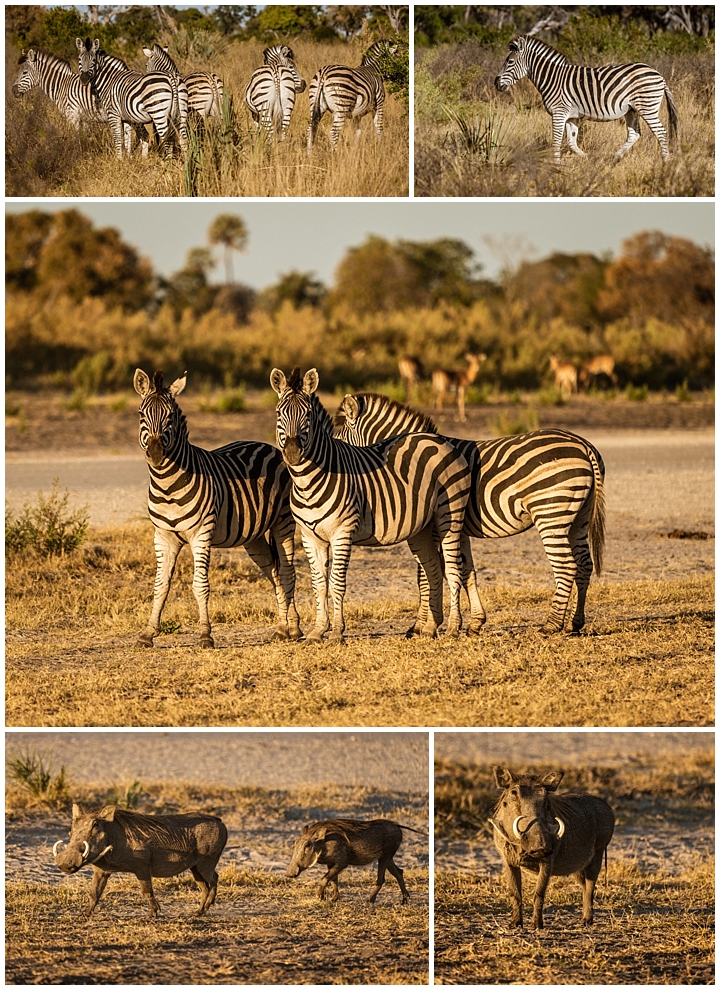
[434,732,714,985]
[5,732,429,985]
[5,391,713,729]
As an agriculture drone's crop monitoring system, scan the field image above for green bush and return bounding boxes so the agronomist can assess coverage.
[675,379,692,402]
[626,383,649,402]
[6,481,89,557]
[6,749,69,806]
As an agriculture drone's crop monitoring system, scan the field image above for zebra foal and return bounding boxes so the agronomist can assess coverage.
[143,43,224,119]
[271,368,471,643]
[336,392,606,635]
[12,48,101,130]
[133,369,301,649]
[307,39,400,152]
[495,35,678,161]
[245,45,306,138]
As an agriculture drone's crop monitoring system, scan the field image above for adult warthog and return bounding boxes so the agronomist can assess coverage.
[52,803,228,918]
[285,818,423,904]
[488,767,615,930]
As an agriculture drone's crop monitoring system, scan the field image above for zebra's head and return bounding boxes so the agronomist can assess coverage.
[134,368,187,467]
[76,37,101,84]
[361,39,402,72]
[271,367,320,467]
[263,44,306,93]
[142,43,176,76]
[12,49,39,97]
[494,36,530,92]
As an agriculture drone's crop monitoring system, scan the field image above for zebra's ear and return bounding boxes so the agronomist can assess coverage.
[302,369,319,395]
[133,369,151,397]
[92,38,100,53]
[341,395,360,423]
[142,47,153,57]
[170,372,187,397]
[493,766,518,789]
[509,37,522,51]
[76,38,86,51]
[270,369,287,395]
[539,770,564,791]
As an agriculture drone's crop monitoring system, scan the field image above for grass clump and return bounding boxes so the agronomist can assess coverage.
[6,480,88,557]
[198,386,247,414]
[626,382,650,401]
[6,748,69,807]
[490,407,539,436]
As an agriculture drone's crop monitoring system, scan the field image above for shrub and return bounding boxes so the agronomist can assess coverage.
[6,749,69,807]
[675,379,692,402]
[490,408,538,436]
[626,383,649,402]
[6,480,89,557]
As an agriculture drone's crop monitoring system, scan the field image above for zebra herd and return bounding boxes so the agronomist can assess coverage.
[11,38,401,159]
[133,367,606,649]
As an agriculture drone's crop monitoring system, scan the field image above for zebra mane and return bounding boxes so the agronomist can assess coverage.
[153,370,164,392]
[288,366,303,390]
[521,35,569,65]
[333,392,437,434]
[18,47,72,70]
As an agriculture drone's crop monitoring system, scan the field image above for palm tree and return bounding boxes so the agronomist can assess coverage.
[208,214,248,284]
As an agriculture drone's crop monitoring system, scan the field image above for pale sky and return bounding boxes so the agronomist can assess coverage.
[5,200,713,288]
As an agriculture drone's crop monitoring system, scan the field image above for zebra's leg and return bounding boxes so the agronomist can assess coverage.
[327,534,354,643]
[568,515,593,634]
[300,528,331,643]
[536,524,577,634]
[615,108,643,161]
[188,532,215,648]
[406,529,443,637]
[272,520,303,640]
[550,112,570,161]
[329,112,347,148]
[637,109,670,161]
[243,534,296,642]
[564,119,586,157]
[109,111,124,160]
[439,528,464,638]
[460,534,487,635]
[138,528,183,647]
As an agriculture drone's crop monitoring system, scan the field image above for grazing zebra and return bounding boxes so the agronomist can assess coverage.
[494,35,679,161]
[307,39,400,152]
[142,43,224,119]
[133,369,301,649]
[335,391,606,635]
[245,45,306,138]
[271,368,471,642]
[76,37,187,159]
[11,48,101,130]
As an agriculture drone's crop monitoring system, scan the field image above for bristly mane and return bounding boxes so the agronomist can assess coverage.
[153,370,164,392]
[18,47,72,70]
[288,366,303,390]
[333,392,437,433]
[522,35,569,64]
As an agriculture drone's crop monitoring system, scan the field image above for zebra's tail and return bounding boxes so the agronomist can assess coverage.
[308,73,324,145]
[587,446,606,577]
[664,86,679,148]
[272,68,284,133]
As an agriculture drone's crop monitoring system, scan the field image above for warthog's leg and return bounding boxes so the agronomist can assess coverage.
[137,528,183,647]
[135,870,161,916]
[384,858,409,905]
[191,865,219,914]
[86,868,111,918]
[318,864,344,902]
[532,861,553,930]
[503,863,523,927]
[300,527,331,643]
[579,847,605,925]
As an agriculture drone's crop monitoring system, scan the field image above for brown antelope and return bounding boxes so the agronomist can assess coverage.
[432,353,486,422]
[398,356,424,398]
[548,356,578,399]
[579,355,617,389]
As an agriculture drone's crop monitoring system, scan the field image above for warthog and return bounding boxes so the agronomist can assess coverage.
[285,818,422,904]
[52,804,228,918]
[488,767,615,930]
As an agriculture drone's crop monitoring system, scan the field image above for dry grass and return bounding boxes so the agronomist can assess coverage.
[5,524,713,726]
[415,45,714,197]
[5,39,408,198]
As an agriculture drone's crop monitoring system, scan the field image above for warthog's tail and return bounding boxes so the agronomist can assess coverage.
[587,446,606,577]
[397,824,429,836]
[665,85,679,148]
[604,845,608,889]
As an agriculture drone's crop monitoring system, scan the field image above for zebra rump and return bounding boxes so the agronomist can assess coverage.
[245,46,306,137]
[142,43,224,119]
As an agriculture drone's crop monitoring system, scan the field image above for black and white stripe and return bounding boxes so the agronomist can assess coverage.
[142,43,224,119]
[245,45,306,138]
[12,47,101,129]
[335,392,606,634]
[307,39,399,151]
[133,369,301,648]
[76,37,188,158]
[271,368,471,643]
[495,35,678,161]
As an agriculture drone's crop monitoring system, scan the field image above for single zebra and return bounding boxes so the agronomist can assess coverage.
[307,39,400,152]
[494,35,678,161]
[142,43,224,119]
[77,37,188,159]
[335,391,606,635]
[12,47,102,130]
[271,368,471,642]
[245,45,306,138]
[133,369,301,649]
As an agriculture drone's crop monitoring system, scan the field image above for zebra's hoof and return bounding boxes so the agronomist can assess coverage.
[136,636,154,648]
[328,634,346,646]
[540,623,563,635]
[288,627,303,641]
[272,628,290,642]
[467,623,485,636]
[199,636,215,649]
[445,628,461,640]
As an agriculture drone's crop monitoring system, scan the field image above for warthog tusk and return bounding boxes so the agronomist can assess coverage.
[555,817,565,838]
[80,841,90,860]
[52,840,64,857]
[86,844,113,866]
[512,816,528,840]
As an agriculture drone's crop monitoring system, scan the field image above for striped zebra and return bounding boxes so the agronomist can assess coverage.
[271,368,471,642]
[335,392,606,635]
[307,39,400,152]
[76,37,188,159]
[11,48,101,130]
[245,45,306,138]
[133,369,301,649]
[142,43,224,119]
[494,35,679,161]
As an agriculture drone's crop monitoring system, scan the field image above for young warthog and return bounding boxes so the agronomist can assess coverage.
[489,767,615,930]
[52,804,228,918]
[285,818,422,904]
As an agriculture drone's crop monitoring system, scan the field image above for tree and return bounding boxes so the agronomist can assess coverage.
[161,247,217,317]
[208,214,248,284]
[259,270,326,313]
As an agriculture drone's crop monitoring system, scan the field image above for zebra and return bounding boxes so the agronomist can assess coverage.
[11,47,102,130]
[245,45,306,139]
[271,367,471,643]
[335,391,606,635]
[133,369,301,649]
[494,35,679,161]
[76,37,188,159]
[307,39,400,152]
[142,43,224,119]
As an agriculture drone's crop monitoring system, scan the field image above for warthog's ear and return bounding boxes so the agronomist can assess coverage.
[493,766,518,788]
[539,771,564,791]
[72,803,84,820]
[341,395,360,423]
[302,369,319,395]
[313,826,327,841]
[270,369,287,395]
[134,369,151,397]
[98,806,118,821]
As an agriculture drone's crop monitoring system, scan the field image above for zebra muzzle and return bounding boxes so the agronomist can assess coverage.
[283,437,303,465]
[147,437,164,465]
